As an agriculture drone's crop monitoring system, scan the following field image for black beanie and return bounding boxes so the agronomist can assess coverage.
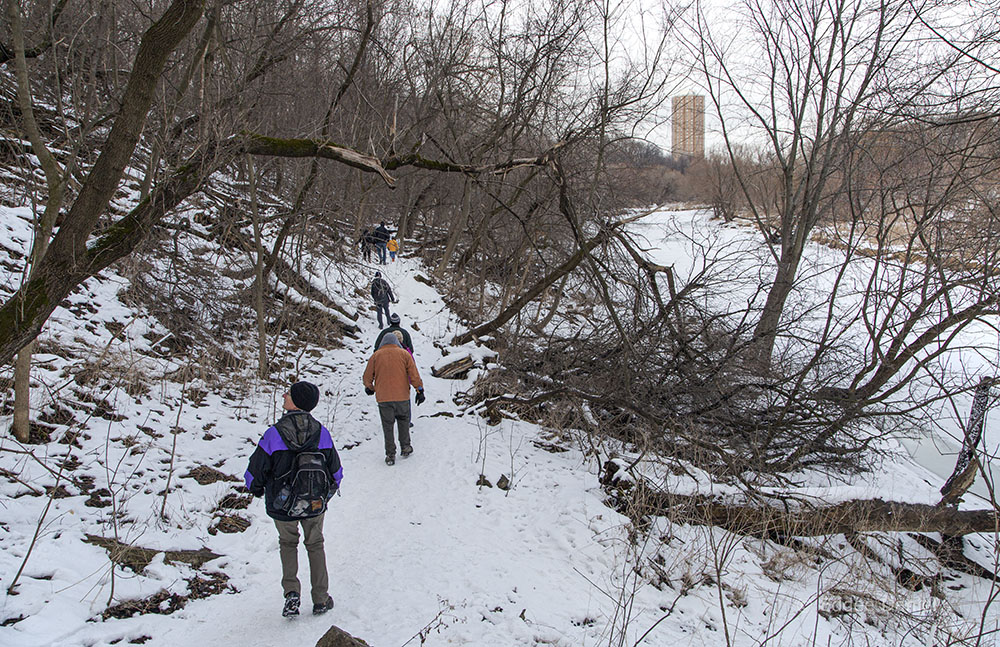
[289,381,319,411]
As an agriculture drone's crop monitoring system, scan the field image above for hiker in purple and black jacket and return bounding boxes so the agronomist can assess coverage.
[245,381,343,618]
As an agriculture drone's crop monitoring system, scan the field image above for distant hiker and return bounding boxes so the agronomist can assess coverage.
[374,312,414,355]
[358,227,374,263]
[362,335,425,465]
[373,221,391,265]
[387,237,399,262]
[245,381,342,618]
[370,271,396,328]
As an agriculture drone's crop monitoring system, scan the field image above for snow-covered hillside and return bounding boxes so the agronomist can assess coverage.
[2,207,998,647]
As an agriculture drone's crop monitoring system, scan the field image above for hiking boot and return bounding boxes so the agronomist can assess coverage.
[401,446,413,458]
[313,596,335,616]
[282,591,300,617]
[385,455,395,466]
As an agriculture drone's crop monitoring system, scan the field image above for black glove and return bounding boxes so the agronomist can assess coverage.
[365,387,375,396]
[415,389,426,405]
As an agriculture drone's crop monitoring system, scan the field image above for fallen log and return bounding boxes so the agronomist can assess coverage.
[220,225,361,337]
[85,534,222,572]
[270,256,361,334]
[604,465,999,538]
[911,533,998,581]
[619,488,998,537]
[432,355,476,379]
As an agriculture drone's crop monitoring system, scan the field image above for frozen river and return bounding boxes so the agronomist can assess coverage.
[634,207,1000,509]
[902,429,999,505]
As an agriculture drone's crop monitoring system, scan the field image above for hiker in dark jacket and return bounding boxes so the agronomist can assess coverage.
[370,271,396,328]
[358,227,374,263]
[373,312,414,354]
[245,381,343,618]
[372,221,391,264]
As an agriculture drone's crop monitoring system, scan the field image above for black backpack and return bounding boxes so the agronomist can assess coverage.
[273,451,334,518]
[371,278,390,302]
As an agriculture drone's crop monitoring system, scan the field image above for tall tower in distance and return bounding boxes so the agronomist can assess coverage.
[671,95,705,159]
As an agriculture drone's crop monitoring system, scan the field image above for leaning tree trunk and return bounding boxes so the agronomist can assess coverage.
[0,0,206,366]
[452,227,613,346]
[940,376,996,506]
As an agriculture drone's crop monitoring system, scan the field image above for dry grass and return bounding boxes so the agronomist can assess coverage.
[101,572,232,620]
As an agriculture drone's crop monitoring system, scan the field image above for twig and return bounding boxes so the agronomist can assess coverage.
[399,602,453,646]
[160,366,189,519]
[0,466,44,495]
[7,459,67,593]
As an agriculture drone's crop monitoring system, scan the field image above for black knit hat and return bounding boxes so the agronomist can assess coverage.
[389,313,400,324]
[289,381,319,411]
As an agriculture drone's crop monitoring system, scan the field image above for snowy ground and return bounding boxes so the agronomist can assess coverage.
[2,208,999,647]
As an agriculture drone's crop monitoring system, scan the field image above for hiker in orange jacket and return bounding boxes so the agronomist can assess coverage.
[362,335,425,465]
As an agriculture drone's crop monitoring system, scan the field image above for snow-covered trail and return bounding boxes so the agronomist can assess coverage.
[214,258,628,646]
[141,420,620,647]
[5,255,639,647]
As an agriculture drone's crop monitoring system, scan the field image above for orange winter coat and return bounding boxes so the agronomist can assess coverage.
[363,342,423,403]
[387,239,399,252]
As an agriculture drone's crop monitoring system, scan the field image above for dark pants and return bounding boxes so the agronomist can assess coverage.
[379,400,411,457]
[375,300,391,328]
[274,513,329,605]
[390,251,397,261]
[376,243,387,264]
[361,244,372,262]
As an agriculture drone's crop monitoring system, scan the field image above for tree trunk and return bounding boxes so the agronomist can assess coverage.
[8,0,72,442]
[0,0,205,366]
[396,181,432,257]
[12,342,33,442]
[247,154,268,379]
[140,5,217,201]
[940,376,995,506]
[435,178,471,278]
[751,250,801,365]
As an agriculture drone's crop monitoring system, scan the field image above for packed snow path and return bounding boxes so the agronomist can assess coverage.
[1,256,641,647]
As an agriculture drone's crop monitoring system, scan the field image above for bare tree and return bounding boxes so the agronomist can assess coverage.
[3,0,204,440]
[690,0,930,364]
[6,0,71,442]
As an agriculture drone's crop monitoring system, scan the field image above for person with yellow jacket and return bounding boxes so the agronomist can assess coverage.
[387,238,399,262]
[362,335,425,465]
